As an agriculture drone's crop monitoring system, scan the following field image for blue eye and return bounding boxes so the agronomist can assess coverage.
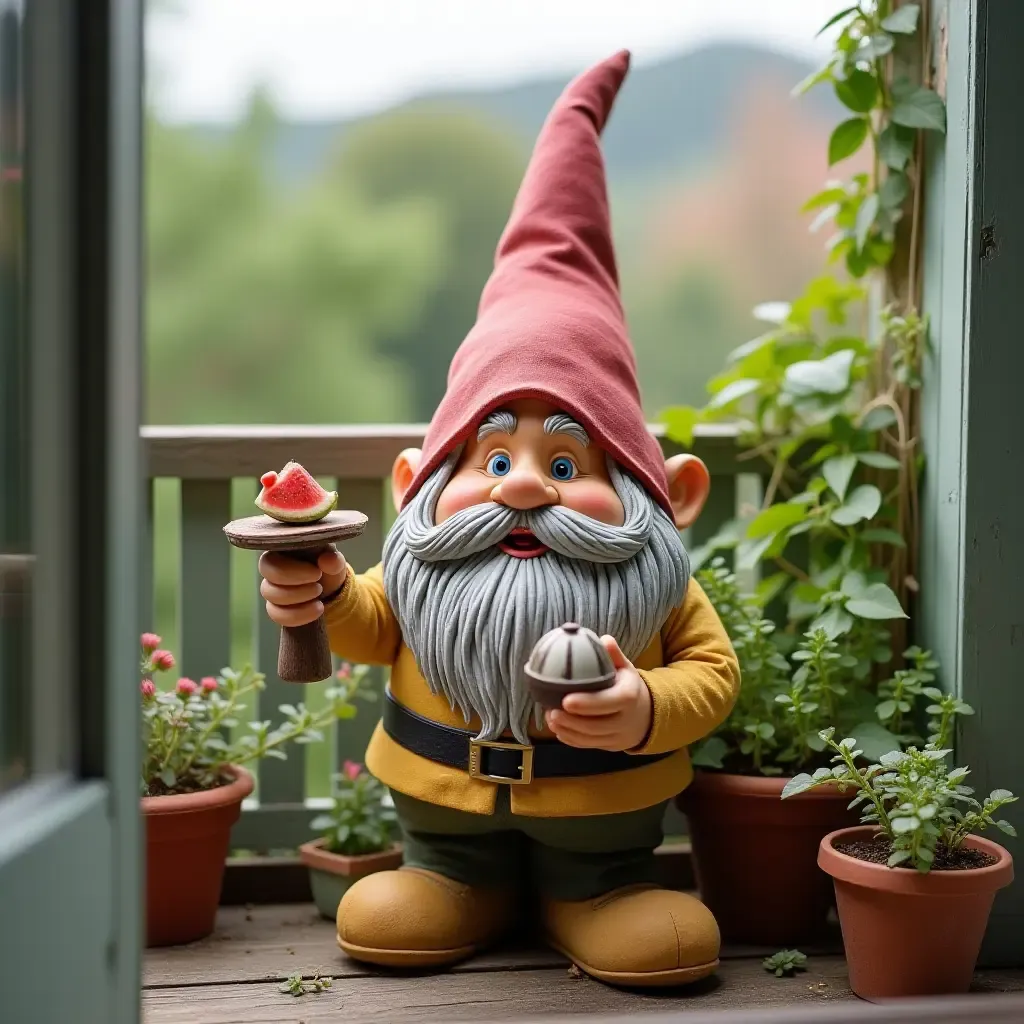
[550,457,577,481]
[487,453,512,477]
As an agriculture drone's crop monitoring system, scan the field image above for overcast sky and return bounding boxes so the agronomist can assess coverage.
[146,0,837,123]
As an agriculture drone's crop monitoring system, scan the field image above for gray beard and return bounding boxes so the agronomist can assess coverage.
[382,451,690,743]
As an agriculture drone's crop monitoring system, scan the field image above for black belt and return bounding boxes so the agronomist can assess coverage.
[382,687,672,784]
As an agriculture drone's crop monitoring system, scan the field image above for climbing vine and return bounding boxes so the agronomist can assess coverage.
[662,2,948,771]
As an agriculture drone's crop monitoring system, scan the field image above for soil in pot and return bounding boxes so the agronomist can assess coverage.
[143,766,254,947]
[299,839,403,920]
[819,826,1014,1001]
[677,769,858,945]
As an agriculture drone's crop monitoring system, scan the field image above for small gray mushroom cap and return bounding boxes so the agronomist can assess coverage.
[525,622,616,685]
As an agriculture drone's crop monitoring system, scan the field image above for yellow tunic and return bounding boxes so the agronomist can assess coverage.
[324,563,740,818]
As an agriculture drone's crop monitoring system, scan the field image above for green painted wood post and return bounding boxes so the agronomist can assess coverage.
[179,480,233,682]
[919,0,1024,966]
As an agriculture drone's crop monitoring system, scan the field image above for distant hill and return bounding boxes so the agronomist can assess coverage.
[189,42,841,187]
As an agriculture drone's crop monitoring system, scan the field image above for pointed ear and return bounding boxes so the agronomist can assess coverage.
[391,448,423,511]
[664,453,711,530]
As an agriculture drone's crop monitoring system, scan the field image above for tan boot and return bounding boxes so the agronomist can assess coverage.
[542,884,720,988]
[337,867,515,968]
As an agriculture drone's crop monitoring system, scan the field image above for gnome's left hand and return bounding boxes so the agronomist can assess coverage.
[544,637,652,751]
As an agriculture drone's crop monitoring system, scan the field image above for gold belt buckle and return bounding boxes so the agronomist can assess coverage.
[468,738,535,785]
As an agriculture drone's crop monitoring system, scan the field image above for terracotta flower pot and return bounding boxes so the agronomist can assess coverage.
[819,825,1014,1001]
[676,769,857,945]
[142,765,254,947]
[299,838,403,920]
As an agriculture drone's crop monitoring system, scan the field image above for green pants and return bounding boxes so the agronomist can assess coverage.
[390,787,668,901]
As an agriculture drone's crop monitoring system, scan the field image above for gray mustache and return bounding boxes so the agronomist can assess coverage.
[400,459,656,565]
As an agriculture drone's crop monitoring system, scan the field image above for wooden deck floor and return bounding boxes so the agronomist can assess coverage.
[143,904,1024,1024]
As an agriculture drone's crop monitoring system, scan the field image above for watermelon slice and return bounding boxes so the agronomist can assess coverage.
[255,461,338,523]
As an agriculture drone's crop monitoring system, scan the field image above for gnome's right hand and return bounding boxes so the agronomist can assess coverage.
[258,546,348,628]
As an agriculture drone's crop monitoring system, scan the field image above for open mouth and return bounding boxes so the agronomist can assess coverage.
[498,528,549,559]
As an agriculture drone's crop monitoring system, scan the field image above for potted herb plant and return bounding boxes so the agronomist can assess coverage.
[660,3,951,946]
[140,634,367,947]
[678,560,938,944]
[783,697,1016,1001]
[300,759,401,920]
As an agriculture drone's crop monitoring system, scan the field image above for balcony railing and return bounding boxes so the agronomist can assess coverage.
[142,423,761,854]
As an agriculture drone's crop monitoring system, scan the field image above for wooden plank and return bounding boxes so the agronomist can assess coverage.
[219,842,696,905]
[144,901,842,990]
[142,424,749,481]
[143,956,859,1023]
[331,479,387,771]
[179,479,233,682]
[141,476,155,637]
[141,971,1024,1024]
[918,0,1024,967]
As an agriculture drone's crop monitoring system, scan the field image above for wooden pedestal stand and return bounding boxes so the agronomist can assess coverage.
[223,510,367,683]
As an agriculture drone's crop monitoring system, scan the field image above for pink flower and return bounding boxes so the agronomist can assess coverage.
[336,663,352,680]
[151,650,175,671]
[140,679,156,699]
[342,760,362,781]
[141,632,162,654]
[201,676,218,693]
[176,678,198,697]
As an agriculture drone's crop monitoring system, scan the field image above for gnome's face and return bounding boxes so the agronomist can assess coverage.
[382,398,711,743]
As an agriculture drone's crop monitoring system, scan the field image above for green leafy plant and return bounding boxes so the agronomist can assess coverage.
[691,559,940,772]
[140,634,374,796]
[782,698,1017,873]
[763,949,808,978]
[279,971,333,996]
[666,4,949,777]
[310,760,397,856]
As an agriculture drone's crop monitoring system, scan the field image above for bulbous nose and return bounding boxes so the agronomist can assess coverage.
[492,466,558,510]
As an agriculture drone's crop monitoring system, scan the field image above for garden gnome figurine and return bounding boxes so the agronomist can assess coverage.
[259,49,740,988]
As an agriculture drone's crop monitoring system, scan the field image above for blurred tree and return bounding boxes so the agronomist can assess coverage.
[146,89,444,424]
[626,262,748,416]
[328,107,527,420]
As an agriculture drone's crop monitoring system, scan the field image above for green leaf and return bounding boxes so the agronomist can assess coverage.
[159,768,176,789]
[828,117,870,166]
[996,820,1018,837]
[707,378,761,410]
[737,534,778,571]
[857,451,901,469]
[781,773,815,799]
[859,33,895,60]
[846,582,908,619]
[891,815,920,834]
[793,64,835,97]
[831,484,882,525]
[746,502,809,540]
[812,604,854,640]
[887,849,912,867]
[661,405,700,446]
[879,172,910,210]
[881,4,921,35]
[989,789,1016,802]
[784,349,856,396]
[855,193,880,253]
[835,70,879,113]
[802,187,848,214]
[860,405,898,432]
[878,123,916,171]
[691,736,728,769]
[861,528,907,547]
[751,301,790,324]
[816,6,858,36]
[823,454,858,500]
[891,86,947,132]
[850,721,903,762]
[876,699,897,721]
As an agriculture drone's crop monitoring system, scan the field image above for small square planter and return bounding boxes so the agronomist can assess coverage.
[299,839,403,920]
